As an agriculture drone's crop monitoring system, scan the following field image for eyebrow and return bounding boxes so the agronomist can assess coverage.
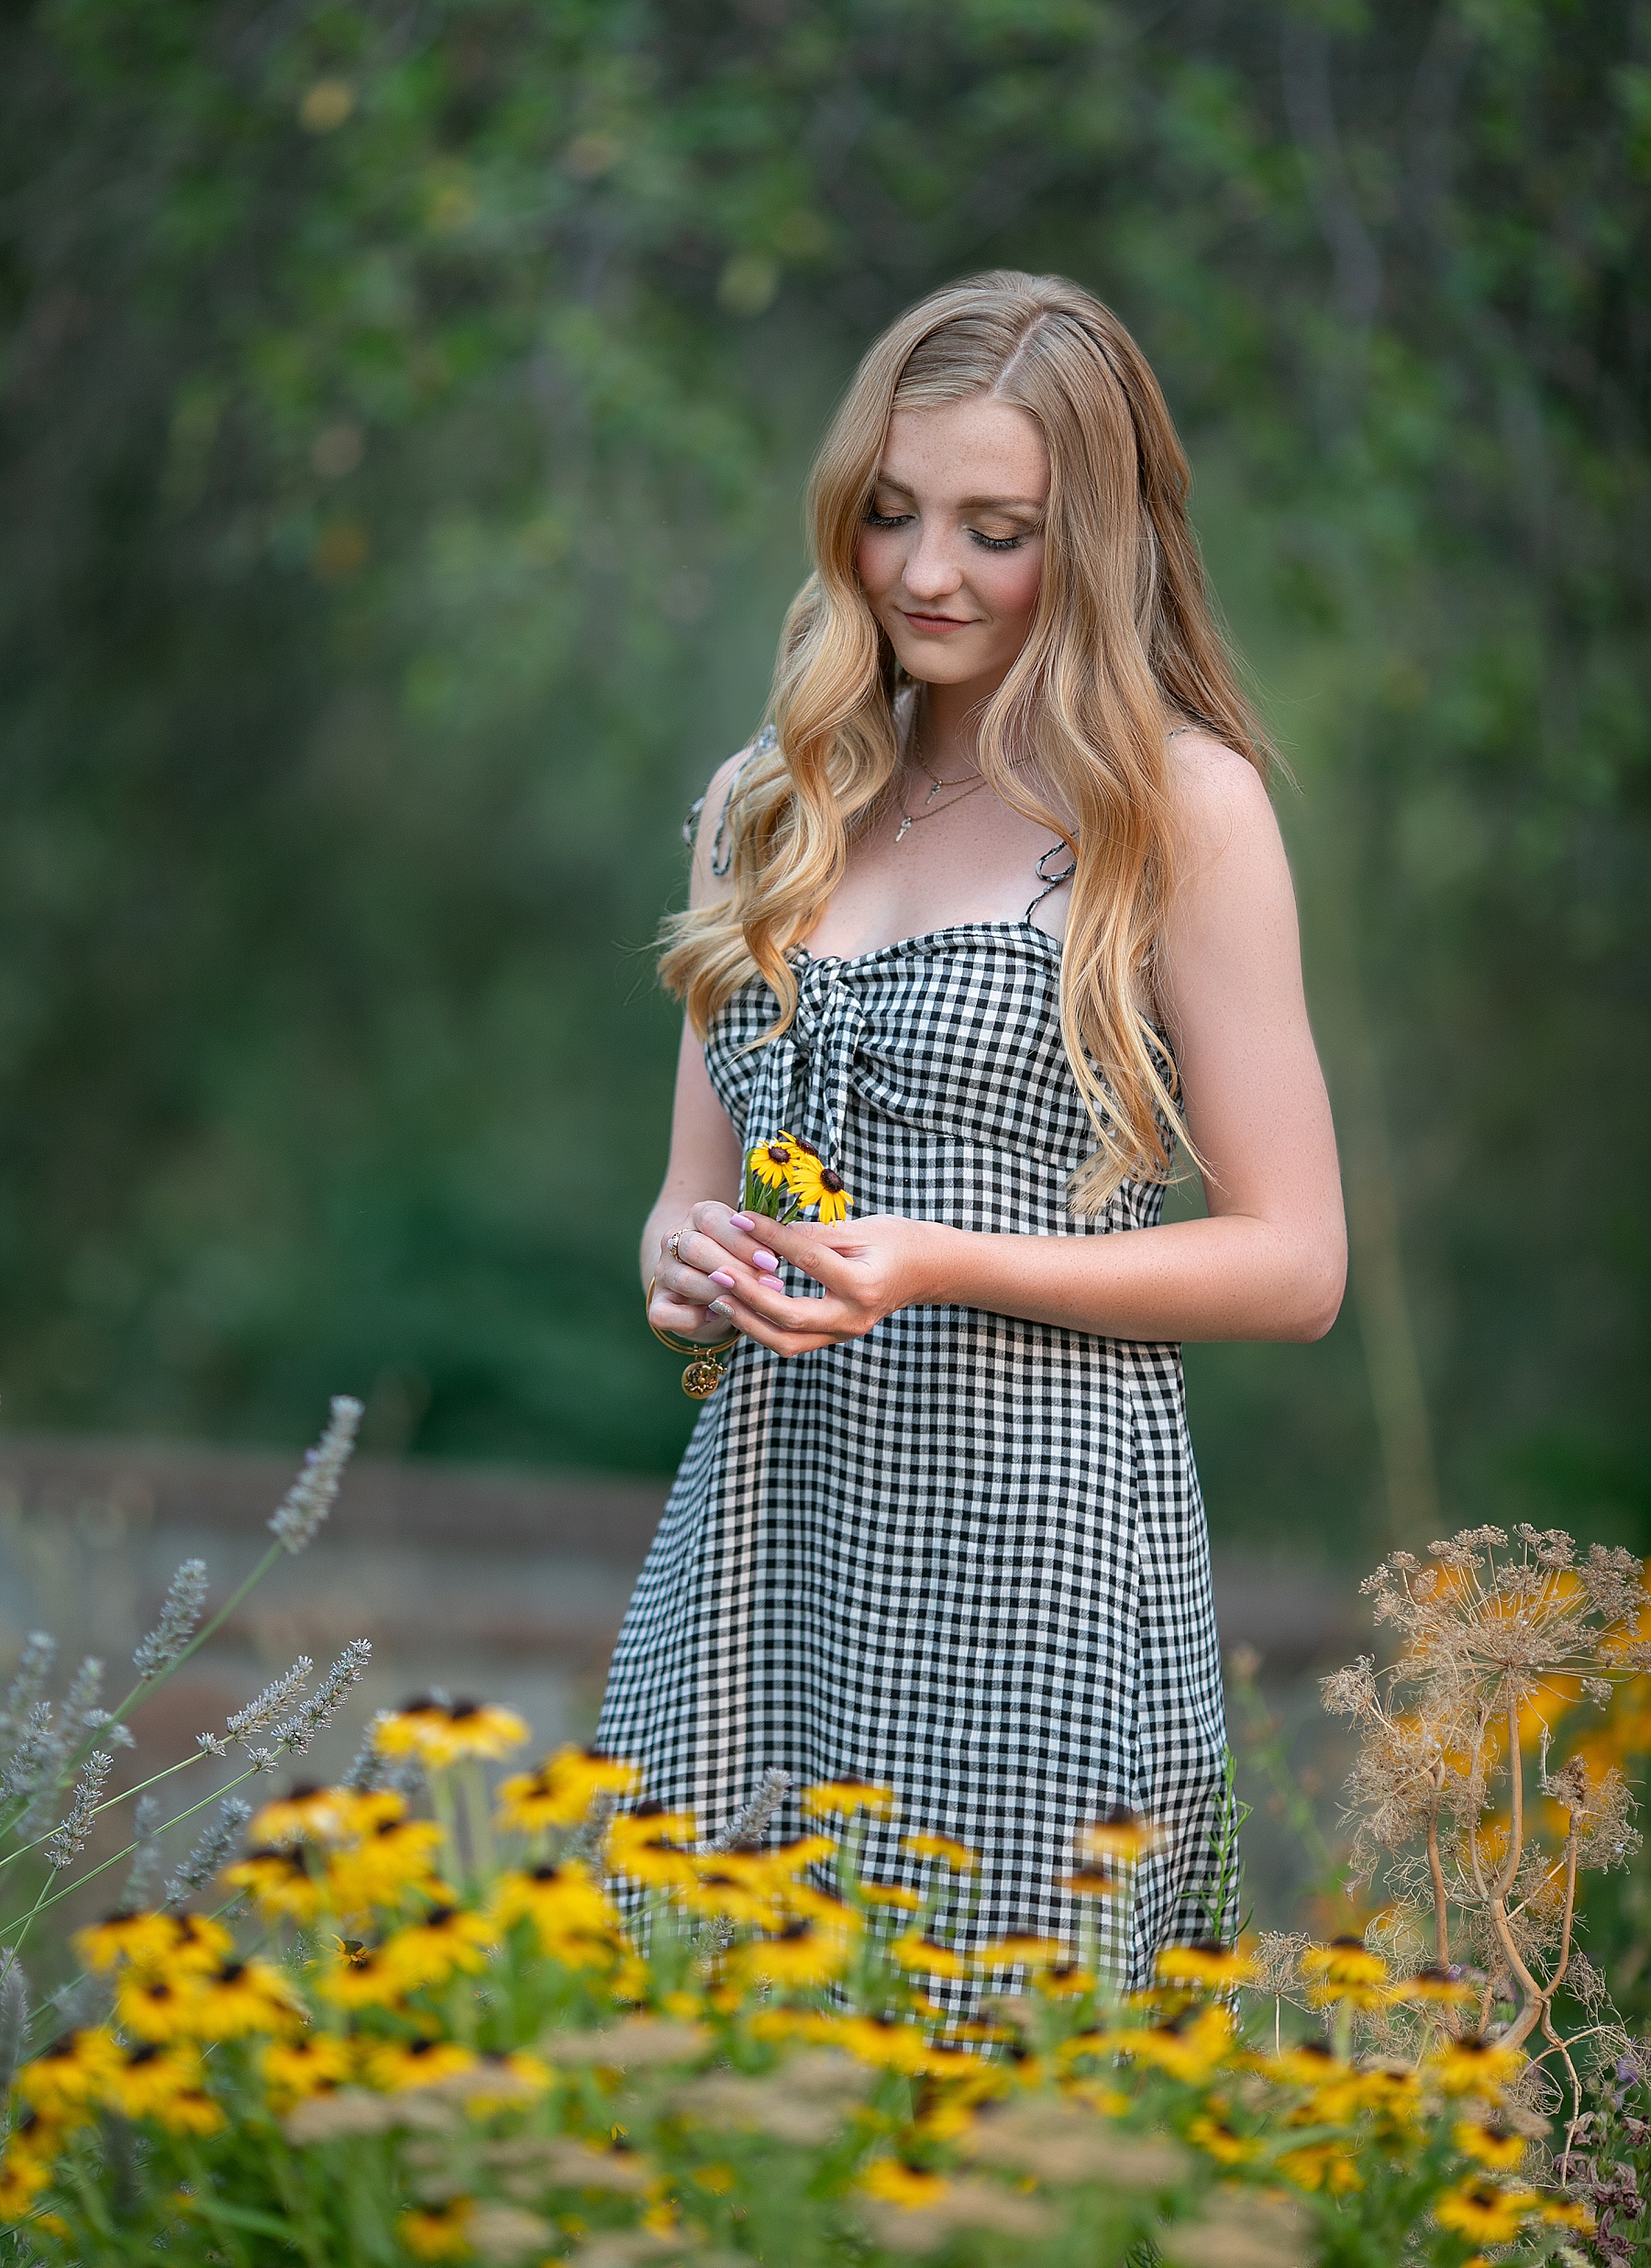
[872,473,1045,514]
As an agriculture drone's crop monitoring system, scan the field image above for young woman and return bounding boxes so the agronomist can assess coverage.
[597,271,1346,1984]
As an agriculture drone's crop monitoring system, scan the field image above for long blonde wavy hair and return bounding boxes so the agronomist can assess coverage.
[660,270,1272,1209]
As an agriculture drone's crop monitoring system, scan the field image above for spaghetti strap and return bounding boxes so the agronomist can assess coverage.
[1023,728,1193,921]
[1025,839,1076,923]
[681,724,778,874]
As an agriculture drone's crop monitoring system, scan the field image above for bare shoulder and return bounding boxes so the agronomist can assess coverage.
[1165,728,1280,873]
[687,734,770,907]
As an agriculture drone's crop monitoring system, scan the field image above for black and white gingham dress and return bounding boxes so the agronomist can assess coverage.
[599,889,1229,1985]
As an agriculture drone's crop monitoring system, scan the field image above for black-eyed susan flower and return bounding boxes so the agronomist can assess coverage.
[681,1857,778,1928]
[1454,2117,1527,2171]
[1278,2140,1362,2195]
[891,1931,971,1981]
[1424,2033,1526,2097]
[1155,1940,1258,1991]
[1302,1935,1389,2008]
[736,1920,854,1989]
[116,1972,204,2043]
[782,1880,861,1933]
[360,2036,478,2093]
[374,1695,527,1768]
[972,1935,1066,1975]
[381,1903,497,1990]
[1058,1867,1121,1897]
[829,2014,933,2075]
[99,2041,209,2120]
[1075,1809,1163,1864]
[1434,2178,1538,2244]
[903,1833,977,1871]
[150,2086,225,2138]
[326,1816,447,1912]
[192,1957,304,2039]
[770,1831,837,1873]
[16,2029,124,2116]
[491,1861,621,1949]
[1117,2006,1234,2084]
[72,1910,180,1974]
[259,2032,354,2106]
[608,1806,698,1888]
[494,1746,642,1831]
[223,1845,327,1923]
[1538,2196,1597,2233]
[251,1782,358,1848]
[170,1911,238,1972]
[747,1136,797,1192]
[1036,1961,1096,1999]
[784,1148,852,1224]
[859,1882,923,1911]
[1255,2039,1343,2088]
[1186,2109,1258,2165]
[857,2158,948,2209]
[1392,1962,1477,2007]
[398,2198,475,2262]
[0,2136,54,2220]
[803,1778,895,1819]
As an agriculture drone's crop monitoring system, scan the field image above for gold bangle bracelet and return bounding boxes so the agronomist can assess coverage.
[647,1276,738,1398]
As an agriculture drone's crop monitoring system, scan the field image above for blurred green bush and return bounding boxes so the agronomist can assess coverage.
[0,0,1645,1553]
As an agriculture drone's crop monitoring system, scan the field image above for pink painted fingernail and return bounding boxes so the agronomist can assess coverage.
[709,1271,737,1290]
[728,1213,757,1230]
[749,1249,780,1273]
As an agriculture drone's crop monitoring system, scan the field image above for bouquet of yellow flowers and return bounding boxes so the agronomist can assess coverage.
[740,1129,852,1227]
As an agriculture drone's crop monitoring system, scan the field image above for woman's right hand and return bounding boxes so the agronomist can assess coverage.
[649,1201,781,1340]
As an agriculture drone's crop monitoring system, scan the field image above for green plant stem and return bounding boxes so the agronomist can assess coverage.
[0,1749,209,1880]
[1,1762,269,1935]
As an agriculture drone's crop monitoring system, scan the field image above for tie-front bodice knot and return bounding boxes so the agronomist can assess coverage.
[704,923,1169,1237]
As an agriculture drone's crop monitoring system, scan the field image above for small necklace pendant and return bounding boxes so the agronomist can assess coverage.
[894,815,914,843]
[924,779,944,806]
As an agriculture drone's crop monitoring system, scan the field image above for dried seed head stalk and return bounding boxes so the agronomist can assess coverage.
[1324,1523,1646,2060]
[268,1395,363,1554]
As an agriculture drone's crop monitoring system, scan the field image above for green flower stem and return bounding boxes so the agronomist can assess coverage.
[459,1762,495,1886]
[0,1869,56,1981]
[0,1748,208,1881]
[3,1762,270,1934]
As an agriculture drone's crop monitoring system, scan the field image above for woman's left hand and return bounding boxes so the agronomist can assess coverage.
[701,1212,951,1356]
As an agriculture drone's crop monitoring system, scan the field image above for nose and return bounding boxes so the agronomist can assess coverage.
[901,520,965,606]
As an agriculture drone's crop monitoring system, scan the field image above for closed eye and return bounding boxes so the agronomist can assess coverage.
[863,508,912,529]
[970,528,1027,551]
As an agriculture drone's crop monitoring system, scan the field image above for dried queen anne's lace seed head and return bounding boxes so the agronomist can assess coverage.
[268,1396,364,1554]
[1325,1520,1645,2057]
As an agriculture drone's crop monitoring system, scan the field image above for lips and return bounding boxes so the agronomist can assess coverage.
[900,610,973,631]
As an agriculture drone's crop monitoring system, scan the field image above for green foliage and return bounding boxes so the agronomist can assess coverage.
[0,1,1645,1545]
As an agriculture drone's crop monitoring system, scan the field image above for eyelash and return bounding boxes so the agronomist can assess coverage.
[862,509,1027,551]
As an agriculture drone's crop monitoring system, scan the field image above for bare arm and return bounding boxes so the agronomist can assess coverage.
[679,738,1347,1350]
[642,753,782,1344]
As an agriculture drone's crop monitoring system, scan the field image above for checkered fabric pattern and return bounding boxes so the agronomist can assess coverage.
[598,919,1230,1992]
